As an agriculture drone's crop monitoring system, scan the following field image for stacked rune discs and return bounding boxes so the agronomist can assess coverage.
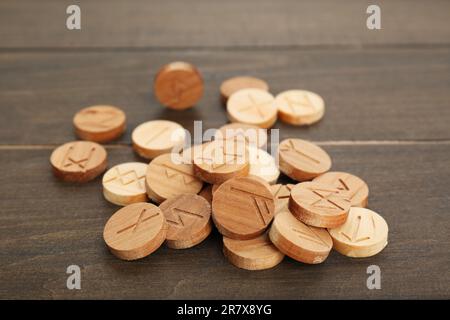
[49,64,389,269]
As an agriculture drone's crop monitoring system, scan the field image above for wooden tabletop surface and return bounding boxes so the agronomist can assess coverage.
[0,0,449,299]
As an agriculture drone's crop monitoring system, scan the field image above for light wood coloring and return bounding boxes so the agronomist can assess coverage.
[289,182,351,228]
[102,162,148,206]
[212,177,275,240]
[160,194,212,249]
[193,140,249,184]
[278,138,332,181]
[146,153,203,203]
[132,120,185,160]
[271,184,295,216]
[73,105,126,142]
[153,61,203,110]
[216,122,267,149]
[103,202,167,261]
[220,76,269,104]
[223,232,284,271]
[269,211,333,264]
[226,88,277,128]
[50,141,107,183]
[248,146,280,184]
[328,207,388,258]
[313,171,369,207]
[275,90,324,126]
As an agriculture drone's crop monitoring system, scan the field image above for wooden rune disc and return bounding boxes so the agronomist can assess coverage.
[159,194,212,249]
[102,162,148,206]
[313,171,369,207]
[193,140,250,185]
[278,138,332,181]
[248,146,280,184]
[73,105,126,142]
[271,184,295,216]
[226,88,277,128]
[289,182,351,228]
[275,90,325,126]
[216,122,268,149]
[220,76,269,103]
[153,61,203,110]
[328,207,388,258]
[103,202,167,261]
[50,141,107,183]
[132,120,186,160]
[212,177,275,240]
[146,153,203,204]
[223,232,284,271]
[269,210,333,264]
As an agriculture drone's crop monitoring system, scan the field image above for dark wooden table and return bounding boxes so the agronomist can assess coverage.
[0,0,449,299]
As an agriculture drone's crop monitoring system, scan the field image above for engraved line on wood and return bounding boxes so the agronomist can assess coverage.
[284,93,314,114]
[78,109,118,129]
[230,186,273,201]
[144,126,169,145]
[237,94,271,119]
[158,163,196,184]
[104,168,145,189]
[62,145,96,172]
[116,209,159,234]
[280,140,321,165]
[340,214,373,242]
[166,207,203,227]
[291,226,329,247]
[310,190,346,210]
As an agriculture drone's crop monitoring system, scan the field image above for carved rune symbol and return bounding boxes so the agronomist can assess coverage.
[280,140,320,165]
[238,94,271,119]
[284,93,315,115]
[158,163,196,184]
[117,209,159,234]
[61,145,96,172]
[230,187,272,226]
[291,226,329,248]
[309,187,349,211]
[104,167,145,191]
[145,126,169,146]
[166,207,204,227]
[340,213,375,243]
[79,109,118,129]
[197,145,245,170]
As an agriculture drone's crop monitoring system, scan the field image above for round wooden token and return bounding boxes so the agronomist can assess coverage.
[271,184,295,215]
[193,140,249,185]
[269,210,333,264]
[216,123,267,149]
[73,105,126,142]
[227,88,277,128]
[146,153,203,203]
[223,232,284,270]
[102,162,148,206]
[289,182,351,228]
[132,120,186,160]
[50,141,107,182]
[248,146,280,184]
[329,207,388,258]
[103,202,167,261]
[160,194,212,249]
[153,61,203,110]
[313,171,369,207]
[198,185,213,205]
[278,138,332,181]
[275,90,324,126]
[180,143,204,164]
[220,76,269,103]
[212,177,275,240]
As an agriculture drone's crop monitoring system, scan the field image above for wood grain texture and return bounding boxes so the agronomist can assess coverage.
[0,144,449,298]
[0,0,449,48]
[1,48,449,145]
